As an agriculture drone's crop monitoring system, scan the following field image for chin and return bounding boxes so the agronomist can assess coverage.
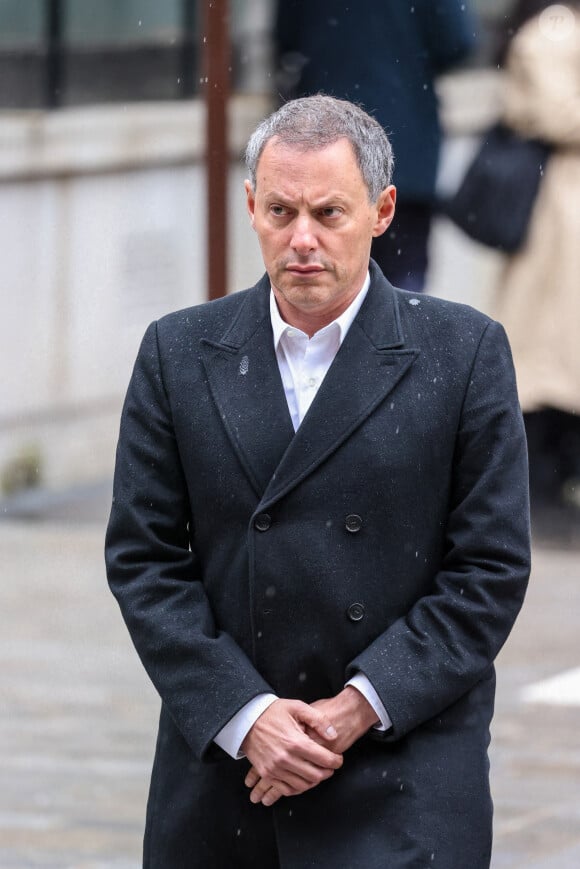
[286,287,327,306]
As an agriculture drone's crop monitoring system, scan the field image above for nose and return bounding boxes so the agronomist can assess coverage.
[290,215,318,256]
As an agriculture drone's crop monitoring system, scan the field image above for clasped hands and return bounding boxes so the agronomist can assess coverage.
[241,686,379,807]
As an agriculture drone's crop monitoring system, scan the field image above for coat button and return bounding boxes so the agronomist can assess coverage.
[345,513,363,533]
[347,602,365,622]
[254,513,271,531]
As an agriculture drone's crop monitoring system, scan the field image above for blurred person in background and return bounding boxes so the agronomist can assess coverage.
[275,0,477,292]
[493,0,580,517]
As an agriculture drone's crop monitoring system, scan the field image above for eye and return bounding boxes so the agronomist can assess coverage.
[269,204,290,217]
[319,206,342,219]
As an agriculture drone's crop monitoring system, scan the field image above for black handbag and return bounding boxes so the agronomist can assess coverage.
[443,122,551,252]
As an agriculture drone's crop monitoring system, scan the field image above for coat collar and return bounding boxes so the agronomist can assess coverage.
[200,261,419,504]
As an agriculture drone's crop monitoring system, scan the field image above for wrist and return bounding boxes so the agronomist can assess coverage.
[340,685,380,731]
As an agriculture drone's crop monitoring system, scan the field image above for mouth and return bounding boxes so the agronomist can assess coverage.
[286,265,325,277]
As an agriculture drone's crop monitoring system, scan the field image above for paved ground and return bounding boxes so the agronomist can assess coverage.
[0,495,579,867]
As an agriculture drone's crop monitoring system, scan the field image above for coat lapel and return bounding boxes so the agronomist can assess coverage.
[200,266,419,505]
[200,276,295,497]
[260,265,419,507]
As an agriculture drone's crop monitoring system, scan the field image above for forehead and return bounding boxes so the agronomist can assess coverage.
[255,137,367,198]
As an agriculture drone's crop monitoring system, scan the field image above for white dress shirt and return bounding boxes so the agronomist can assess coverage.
[213,274,392,759]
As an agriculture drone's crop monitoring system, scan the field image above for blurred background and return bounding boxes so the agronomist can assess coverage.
[0,1,578,866]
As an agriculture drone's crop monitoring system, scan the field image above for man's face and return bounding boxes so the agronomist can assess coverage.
[245,137,396,332]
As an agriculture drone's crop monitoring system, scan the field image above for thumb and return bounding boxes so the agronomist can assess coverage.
[296,703,337,741]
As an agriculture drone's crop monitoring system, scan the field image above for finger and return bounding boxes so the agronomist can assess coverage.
[249,762,335,806]
[244,766,260,789]
[260,742,341,785]
[262,786,283,807]
[249,776,274,804]
[273,737,343,779]
[292,737,343,772]
[298,761,336,784]
[249,769,308,803]
[263,775,322,803]
[296,704,338,743]
[273,757,336,789]
[304,725,325,746]
[250,777,307,805]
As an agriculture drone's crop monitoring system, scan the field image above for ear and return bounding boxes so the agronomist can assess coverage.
[372,185,397,238]
[244,179,256,229]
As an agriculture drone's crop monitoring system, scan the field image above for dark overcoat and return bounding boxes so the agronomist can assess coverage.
[105,263,530,868]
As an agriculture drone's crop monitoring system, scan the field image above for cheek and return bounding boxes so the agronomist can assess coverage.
[256,233,284,263]
[341,229,371,259]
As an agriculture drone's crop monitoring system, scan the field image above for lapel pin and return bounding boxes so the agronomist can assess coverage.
[239,355,249,375]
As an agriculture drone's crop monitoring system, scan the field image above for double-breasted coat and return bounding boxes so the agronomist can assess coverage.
[105,263,530,868]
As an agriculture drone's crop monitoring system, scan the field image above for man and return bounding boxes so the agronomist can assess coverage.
[275,0,477,292]
[105,96,530,868]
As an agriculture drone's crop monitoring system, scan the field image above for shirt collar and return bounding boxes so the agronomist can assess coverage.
[270,272,370,350]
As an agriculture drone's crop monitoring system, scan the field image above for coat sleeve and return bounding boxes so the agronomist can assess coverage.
[346,319,531,740]
[105,322,273,760]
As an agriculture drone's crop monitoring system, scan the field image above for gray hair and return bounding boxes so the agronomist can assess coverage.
[245,94,394,203]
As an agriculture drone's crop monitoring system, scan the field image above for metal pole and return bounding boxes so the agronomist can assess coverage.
[46,0,64,108]
[203,0,230,300]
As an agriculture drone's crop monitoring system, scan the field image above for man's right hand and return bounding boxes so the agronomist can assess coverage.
[241,698,343,806]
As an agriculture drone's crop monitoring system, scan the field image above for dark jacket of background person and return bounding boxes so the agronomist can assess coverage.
[105,262,530,867]
[493,0,580,509]
[275,0,477,204]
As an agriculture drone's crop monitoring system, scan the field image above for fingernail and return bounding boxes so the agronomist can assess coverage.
[326,725,337,738]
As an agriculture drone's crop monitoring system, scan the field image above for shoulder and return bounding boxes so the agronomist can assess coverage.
[395,288,494,339]
[367,263,499,362]
[130,279,268,370]
[153,281,265,348]
[394,288,514,372]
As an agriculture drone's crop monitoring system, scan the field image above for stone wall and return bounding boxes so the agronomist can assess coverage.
[0,97,269,491]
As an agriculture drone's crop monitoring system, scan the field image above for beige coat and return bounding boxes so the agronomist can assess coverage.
[494,6,580,413]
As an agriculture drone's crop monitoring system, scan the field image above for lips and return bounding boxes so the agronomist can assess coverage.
[286,265,325,275]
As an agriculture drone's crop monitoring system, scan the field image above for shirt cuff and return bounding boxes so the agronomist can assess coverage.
[346,673,392,732]
[213,693,279,759]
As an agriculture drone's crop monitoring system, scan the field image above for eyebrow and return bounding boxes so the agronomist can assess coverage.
[263,191,350,208]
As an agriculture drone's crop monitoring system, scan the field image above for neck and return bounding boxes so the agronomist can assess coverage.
[272,287,364,339]
[274,306,339,338]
